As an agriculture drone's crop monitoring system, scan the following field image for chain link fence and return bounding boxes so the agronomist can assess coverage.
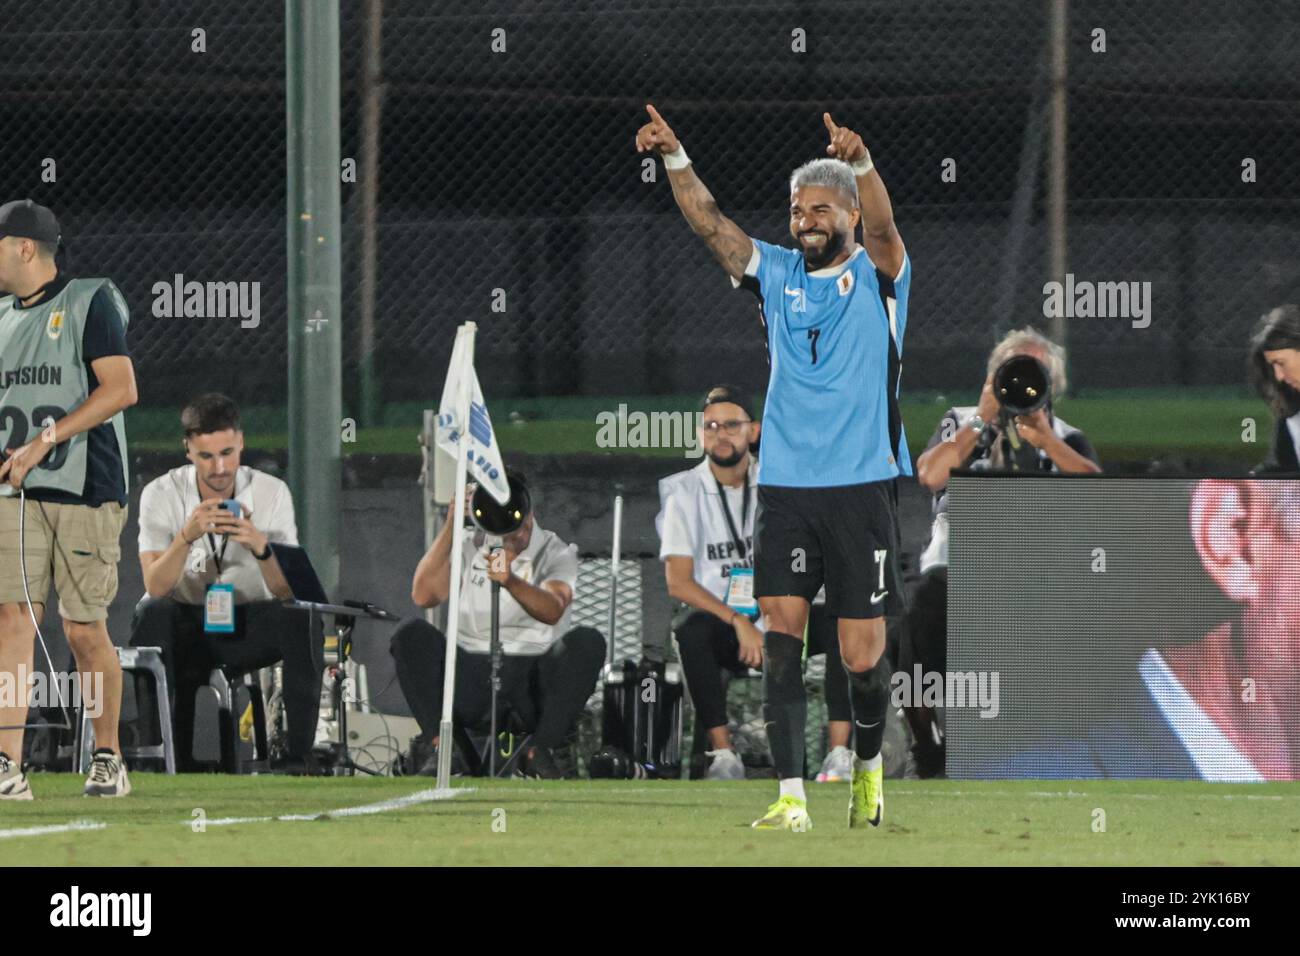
[5,0,1297,421]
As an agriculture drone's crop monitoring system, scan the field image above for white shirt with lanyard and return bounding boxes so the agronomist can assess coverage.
[137,464,300,631]
[656,457,759,615]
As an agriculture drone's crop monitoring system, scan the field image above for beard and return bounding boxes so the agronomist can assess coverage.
[799,228,848,270]
[204,473,235,492]
[708,445,746,468]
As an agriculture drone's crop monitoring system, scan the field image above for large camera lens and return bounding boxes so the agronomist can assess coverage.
[994,355,1051,416]
[470,474,531,535]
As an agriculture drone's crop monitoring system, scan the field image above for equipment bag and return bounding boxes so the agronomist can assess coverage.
[597,658,683,776]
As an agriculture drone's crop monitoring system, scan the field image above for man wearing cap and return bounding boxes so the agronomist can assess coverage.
[0,200,138,799]
[390,471,605,778]
[656,385,855,782]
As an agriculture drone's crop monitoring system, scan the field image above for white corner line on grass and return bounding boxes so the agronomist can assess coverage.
[196,786,474,827]
[0,788,471,842]
[0,820,107,840]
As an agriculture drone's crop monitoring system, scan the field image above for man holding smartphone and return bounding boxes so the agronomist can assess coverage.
[131,393,323,772]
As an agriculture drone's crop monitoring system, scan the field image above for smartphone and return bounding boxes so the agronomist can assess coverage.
[219,499,242,519]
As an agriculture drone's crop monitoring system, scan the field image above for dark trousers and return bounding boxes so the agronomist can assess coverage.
[898,568,947,774]
[675,604,850,733]
[130,596,323,768]
[899,568,947,677]
[389,618,605,750]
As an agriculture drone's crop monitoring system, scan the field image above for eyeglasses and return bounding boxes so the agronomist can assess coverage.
[701,419,751,436]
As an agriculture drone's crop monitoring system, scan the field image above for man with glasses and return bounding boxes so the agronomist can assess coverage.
[656,386,853,782]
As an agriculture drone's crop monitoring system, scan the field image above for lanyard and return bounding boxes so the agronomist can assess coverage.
[198,472,237,577]
[205,531,230,577]
[15,269,62,308]
[714,476,750,561]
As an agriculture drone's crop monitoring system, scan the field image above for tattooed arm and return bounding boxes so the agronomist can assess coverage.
[635,104,754,280]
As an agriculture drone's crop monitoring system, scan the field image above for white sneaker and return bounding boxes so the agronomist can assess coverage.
[84,749,131,798]
[705,748,745,780]
[0,751,33,800]
[816,745,854,783]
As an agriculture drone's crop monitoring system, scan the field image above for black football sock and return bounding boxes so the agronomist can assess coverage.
[846,659,890,760]
[762,631,806,780]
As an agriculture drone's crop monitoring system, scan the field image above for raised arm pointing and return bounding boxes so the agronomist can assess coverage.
[636,104,754,280]
[822,111,905,278]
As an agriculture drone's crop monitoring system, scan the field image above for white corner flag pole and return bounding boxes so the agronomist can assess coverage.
[436,322,475,791]
[606,494,623,668]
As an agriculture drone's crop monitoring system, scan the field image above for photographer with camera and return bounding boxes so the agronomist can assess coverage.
[391,470,604,779]
[908,328,1100,774]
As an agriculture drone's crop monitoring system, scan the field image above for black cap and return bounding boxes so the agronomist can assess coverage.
[702,384,754,420]
[0,199,61,244]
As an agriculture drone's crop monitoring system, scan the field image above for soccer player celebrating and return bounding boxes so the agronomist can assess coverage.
[637,105,910,830]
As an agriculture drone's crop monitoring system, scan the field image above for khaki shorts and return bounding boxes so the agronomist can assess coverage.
[0,497,127,622]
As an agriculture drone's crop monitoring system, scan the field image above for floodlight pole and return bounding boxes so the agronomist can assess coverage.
[1047,0,1069,354]
[287,0,343,595]
[358,0,384,426]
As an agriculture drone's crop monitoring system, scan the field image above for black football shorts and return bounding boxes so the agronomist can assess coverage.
[752,478,906,619]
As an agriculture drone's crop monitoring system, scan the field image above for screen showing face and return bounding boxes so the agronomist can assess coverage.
[944,476,1300,781]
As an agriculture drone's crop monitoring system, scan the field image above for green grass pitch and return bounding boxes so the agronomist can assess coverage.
[5,775,1299,866]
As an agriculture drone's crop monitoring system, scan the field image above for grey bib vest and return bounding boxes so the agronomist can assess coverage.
[0,278,130,497]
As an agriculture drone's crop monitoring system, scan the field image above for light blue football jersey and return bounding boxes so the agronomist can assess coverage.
[735,238,912,487]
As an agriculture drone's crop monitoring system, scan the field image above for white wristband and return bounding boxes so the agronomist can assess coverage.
[851,152,875,176]
[663,145,691,170]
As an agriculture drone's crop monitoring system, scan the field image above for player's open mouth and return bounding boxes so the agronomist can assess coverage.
[800,232,825,243]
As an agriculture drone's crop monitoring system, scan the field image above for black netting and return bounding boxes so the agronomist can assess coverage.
[4,0,1297,416]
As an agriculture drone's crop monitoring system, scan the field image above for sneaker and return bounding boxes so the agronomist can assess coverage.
[0,751,33,801]
[911,740,945,779]
[751,794,812,831]
[816,745,853,783]
[412,742,468,778]
[522,745,570,780]
[84,749,131,798]
[705,748,745,780]
[279,752,326,777]
[849,760,884,828]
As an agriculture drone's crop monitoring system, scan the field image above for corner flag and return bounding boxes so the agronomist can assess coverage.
[436,325,510,506]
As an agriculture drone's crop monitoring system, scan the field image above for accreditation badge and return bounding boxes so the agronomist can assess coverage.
[204,583,236,634]
[724,567,759,616]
